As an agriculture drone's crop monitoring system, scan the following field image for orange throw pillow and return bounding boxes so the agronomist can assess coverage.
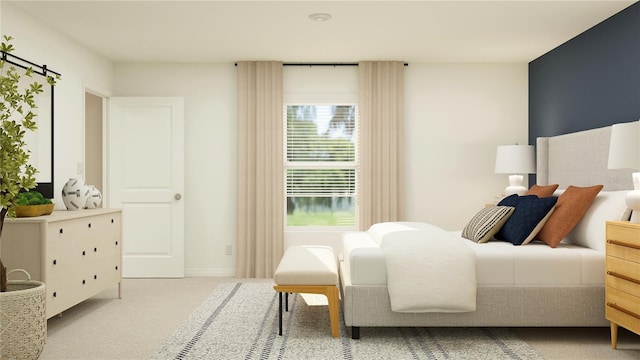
[525,184,559,198]
[535,185,603,248]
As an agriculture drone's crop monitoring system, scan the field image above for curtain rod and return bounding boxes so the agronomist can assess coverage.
[284,63,408,67]
[235,62,409,67]
[1,50,62,78]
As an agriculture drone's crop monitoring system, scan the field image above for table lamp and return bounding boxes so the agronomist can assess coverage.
[608,120,640,223]
[495,144,536,196]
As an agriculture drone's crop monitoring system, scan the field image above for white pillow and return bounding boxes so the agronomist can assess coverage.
[562,190,629,251]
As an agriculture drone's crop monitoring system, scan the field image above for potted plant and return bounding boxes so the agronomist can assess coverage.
[14,190,54,217]
[0,35,58,291]
[0,35,59,360]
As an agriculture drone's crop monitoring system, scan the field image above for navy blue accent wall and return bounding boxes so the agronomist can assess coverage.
[529,2,640,146]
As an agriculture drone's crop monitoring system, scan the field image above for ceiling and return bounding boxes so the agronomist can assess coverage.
[6,0,637,64]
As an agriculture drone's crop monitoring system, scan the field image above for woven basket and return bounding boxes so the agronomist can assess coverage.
[0,269,47,360]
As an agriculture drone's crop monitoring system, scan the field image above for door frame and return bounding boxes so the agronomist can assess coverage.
[83,83,111,206]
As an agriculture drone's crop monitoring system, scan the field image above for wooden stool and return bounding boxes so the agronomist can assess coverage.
[273,246,339,338]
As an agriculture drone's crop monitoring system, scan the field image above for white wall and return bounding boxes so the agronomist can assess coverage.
[4,4,528,277]
[405,64,529,230]
[1,3,114,209]
[113,63,237,276]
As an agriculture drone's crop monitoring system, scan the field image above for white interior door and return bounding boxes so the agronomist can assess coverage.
[108,97,185,277]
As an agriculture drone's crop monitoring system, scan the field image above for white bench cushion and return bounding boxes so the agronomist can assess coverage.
[274,246,338,285]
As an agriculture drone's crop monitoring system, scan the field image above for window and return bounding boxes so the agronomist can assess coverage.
[285,104,358,227]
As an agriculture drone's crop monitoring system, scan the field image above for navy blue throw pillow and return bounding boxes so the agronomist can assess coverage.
[495,195,558,245]
[496,194,538,207]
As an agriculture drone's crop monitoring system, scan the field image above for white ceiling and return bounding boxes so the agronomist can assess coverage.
[6,0,637,64]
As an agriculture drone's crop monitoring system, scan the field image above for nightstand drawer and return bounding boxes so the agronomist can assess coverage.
[607,223,640,246]
[606,287,640,334]
[607,240,640,264]
[606,256,640,297]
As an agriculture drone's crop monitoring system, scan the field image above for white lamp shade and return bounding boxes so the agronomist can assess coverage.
[608,120,640,223]
[495,145,536,174]
[608,121,640,170]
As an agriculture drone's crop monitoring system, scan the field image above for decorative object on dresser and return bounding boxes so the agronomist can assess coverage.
[608,120,640,223]
[494,144,536,196]
[605,220,640,349]
[85,185,103,209]
[14,190,55,217]
[61,178,90,210]
[0,209,123,319]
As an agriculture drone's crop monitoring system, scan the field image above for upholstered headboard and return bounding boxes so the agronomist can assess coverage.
[536,125,634,191]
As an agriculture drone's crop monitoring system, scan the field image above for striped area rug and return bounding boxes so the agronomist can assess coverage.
[152,282,543,360]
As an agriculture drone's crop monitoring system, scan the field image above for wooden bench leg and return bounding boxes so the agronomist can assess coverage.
[274,285,340,338]
[326,286,339,338]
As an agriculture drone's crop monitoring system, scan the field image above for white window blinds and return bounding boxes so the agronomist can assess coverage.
[285,105,358,226]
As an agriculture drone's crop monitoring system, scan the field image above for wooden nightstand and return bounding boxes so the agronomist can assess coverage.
[605,221,640,349]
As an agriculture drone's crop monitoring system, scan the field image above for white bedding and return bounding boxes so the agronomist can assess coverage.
[343,229,605,287]
[369,222,476,313]
[342,190,629,289]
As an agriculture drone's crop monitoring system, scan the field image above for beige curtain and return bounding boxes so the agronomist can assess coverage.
[358,61,405,230]
[236,61,284,278]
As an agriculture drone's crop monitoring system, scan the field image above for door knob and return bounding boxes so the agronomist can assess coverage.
[175,193,182,200]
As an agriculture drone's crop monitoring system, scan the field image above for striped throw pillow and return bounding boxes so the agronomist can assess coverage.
[462,206,515,243]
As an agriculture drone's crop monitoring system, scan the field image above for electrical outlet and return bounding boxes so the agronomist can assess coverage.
[225,245,232,255]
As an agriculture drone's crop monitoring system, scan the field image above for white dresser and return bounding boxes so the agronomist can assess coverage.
[1,209,122,319]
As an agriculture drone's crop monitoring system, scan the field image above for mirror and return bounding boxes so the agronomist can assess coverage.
[24,82,54,198]
[2,51,58,199]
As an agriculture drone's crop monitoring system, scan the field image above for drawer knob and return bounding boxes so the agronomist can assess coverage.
[111,219,114,224]
[94,247,98,252]
[88,223,92,228]
[115,266,119,271]
[53,259,57,265]
[94,275,97,280]
[53,292,57,298]
[59,228,63,234]
[82,280,86,285]
[82,251,86,256]
[115,241,119,246]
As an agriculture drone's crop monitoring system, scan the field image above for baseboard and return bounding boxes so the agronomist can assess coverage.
[185,268,235,277]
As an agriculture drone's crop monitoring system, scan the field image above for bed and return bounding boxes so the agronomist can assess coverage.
[339,125,635,339]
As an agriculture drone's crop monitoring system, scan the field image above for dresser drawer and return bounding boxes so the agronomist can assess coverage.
[84,213,121,243]
[46,276,82,319]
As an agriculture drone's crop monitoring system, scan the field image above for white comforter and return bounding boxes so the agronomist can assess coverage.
[375,222,477,313]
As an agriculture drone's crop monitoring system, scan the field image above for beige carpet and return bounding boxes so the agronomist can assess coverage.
[39,278,640,360]
[152,282,542,359]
